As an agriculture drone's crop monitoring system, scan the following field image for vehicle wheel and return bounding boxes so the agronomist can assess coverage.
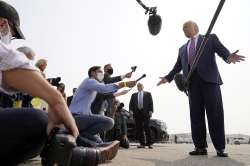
[150,128,157,143]
[234,141,240,145]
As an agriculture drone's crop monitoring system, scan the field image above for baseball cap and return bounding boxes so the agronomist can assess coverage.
[0,1,25,39]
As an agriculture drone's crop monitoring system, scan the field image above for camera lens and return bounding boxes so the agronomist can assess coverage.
[70,147,98,166]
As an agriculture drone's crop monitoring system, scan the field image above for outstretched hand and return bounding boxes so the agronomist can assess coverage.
[126,81,136,88]
[227,50,245,64]
[157,77,168,86]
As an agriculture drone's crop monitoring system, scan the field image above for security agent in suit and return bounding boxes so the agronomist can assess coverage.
[157,21,245,157]
[129,83,154,149]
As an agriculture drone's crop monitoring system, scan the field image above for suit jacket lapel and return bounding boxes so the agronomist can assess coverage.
[184,44,188,65]
[195,35,203,55]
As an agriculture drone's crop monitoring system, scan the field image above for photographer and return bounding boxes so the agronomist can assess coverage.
[69,66,136,149]
[35,58,47,78]
[17,46,35,61]
[57,82,67,101]
[0,1,78,165]
[112,101,130,149]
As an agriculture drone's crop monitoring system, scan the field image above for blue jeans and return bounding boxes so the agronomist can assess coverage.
[73,114,114,145]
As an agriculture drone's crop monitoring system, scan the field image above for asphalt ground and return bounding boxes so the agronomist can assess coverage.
[20,143,250,166]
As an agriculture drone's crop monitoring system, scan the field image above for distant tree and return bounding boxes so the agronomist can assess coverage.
[174,135,178,144]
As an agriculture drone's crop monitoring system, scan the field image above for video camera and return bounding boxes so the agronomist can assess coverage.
[47,77,61,87]
[41,128,99,166]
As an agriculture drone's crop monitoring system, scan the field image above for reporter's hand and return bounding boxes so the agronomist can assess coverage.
[48,102,79,138]
[126,81,136,88]
[125,72,132,78]
[157,77,168,86]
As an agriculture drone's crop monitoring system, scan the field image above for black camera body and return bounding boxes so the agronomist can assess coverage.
[47,77,61,87]
[41,128,99,166]
[41,129,76,166]
[174,73,189,94]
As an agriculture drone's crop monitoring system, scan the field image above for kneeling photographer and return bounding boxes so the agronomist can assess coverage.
[112,101,130,149]
[0,1,78,165]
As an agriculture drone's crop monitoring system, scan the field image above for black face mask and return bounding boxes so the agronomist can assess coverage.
[107,68,113,75]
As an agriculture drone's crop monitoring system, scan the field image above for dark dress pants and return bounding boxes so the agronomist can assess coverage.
[0,108,48,165]
[135,111,152,146]
[188,71,225,151]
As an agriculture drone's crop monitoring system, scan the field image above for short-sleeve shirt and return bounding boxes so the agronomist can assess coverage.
[0,41,38,94]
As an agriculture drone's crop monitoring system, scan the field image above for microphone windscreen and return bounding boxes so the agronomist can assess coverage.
[148,14,162,36]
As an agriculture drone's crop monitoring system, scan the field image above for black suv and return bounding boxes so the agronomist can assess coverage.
[120,109,169,143]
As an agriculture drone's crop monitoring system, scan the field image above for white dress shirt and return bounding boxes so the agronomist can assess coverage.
[137,91,144,109]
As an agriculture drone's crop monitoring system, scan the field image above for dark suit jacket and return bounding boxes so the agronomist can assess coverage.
[91,74,122,114]
[129,91,153,117]
[165,34,230,85]
[103,74,122,84]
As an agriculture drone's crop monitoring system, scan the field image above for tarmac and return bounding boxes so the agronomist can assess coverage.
[20,143,250,166]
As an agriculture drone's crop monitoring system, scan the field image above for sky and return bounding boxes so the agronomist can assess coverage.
[5,0,250,135]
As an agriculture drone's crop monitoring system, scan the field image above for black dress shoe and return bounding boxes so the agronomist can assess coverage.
[189,148,208,156]
[217,150,228,157]
[148,145,153,149]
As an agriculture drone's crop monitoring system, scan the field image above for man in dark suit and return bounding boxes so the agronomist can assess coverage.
[157,21,245,157]
[129,83,154,149]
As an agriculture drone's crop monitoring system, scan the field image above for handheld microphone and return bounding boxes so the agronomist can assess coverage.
[131,66,137,72]
[127,74,146,92]
[136,74,146,82]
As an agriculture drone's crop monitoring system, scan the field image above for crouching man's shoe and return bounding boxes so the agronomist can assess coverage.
[70,141,120,165]
[96,140,120,163]
[217,150,228,157]
[189,148,208,156]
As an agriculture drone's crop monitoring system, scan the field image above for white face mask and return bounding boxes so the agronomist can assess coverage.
[96,72,104,82]
[0,24,12,45]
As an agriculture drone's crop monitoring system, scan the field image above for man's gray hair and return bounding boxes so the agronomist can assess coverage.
[17,46,35,60]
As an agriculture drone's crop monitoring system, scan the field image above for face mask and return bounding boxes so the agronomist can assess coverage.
[96,72,104,82]
[0,24,12,45]
[107,68,113,75]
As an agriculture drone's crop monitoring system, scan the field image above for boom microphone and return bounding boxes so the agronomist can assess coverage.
[148,8,162,36]
[136,0,162,36]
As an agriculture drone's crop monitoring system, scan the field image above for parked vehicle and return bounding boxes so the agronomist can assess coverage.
[232,137,249,145]
[117,108,169,143]
[126,118,169,143]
